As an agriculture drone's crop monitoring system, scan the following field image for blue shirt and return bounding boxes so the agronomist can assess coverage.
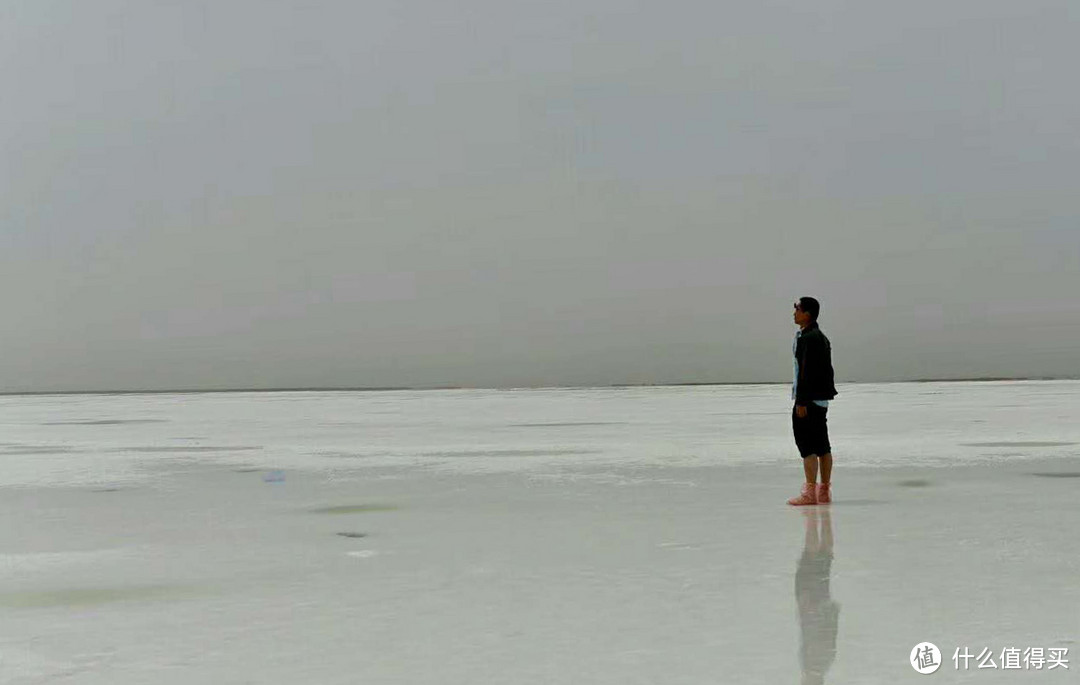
[793,329,829,407]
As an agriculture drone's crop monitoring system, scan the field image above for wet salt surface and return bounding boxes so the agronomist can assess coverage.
[0,381,1077,683]
[1,380,1079,487]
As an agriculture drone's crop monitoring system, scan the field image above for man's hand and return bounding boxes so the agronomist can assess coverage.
[795,405,807,418]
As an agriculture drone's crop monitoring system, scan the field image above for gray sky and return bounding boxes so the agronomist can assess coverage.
[2,0,1078,392]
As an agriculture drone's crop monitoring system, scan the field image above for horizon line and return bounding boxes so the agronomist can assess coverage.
[0,375,1076,397]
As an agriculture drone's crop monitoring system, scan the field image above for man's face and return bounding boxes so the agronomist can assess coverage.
[793,302,812,327]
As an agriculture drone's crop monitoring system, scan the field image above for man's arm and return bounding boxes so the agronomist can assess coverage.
[795,335,817,406]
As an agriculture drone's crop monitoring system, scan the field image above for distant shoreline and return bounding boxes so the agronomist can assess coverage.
[1,376,1076,397]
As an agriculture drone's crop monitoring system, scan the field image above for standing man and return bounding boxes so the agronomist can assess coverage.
[788,297,838,506]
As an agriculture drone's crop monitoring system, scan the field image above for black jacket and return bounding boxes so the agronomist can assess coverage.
[795,322,838,404]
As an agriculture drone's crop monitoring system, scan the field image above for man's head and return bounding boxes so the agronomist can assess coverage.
[793,296,820,329]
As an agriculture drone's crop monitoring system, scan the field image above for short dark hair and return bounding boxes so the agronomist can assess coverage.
[797,296,821,321]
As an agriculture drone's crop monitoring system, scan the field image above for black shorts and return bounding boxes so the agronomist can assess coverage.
[793,403,831,458]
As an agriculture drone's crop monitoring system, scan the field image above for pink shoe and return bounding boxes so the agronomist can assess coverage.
[817,483,831,504]
[787,483,817,506]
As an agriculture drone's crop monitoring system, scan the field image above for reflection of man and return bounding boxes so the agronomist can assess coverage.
[796,508,840,685]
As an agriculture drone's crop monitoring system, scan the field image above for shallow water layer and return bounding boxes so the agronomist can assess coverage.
[0,382,1077,683]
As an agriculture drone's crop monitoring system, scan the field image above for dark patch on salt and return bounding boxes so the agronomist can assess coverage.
[0,584,201,608]
[418,449,601,457]
[120,446,263,453]
[898,479,932,487]
[1031,472,1080,479]
[0,446,77,455]
[43,419,168,426]
[510,422,625,427]
[336,532,368,538]
[313,451,373,459]
[310,504,398,514]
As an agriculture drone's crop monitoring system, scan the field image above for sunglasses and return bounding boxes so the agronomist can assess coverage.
[793,302,802,311]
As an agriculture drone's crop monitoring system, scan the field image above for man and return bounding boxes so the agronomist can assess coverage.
[788,297,838,506]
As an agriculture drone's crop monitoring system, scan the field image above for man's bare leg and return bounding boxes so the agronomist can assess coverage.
[819,453,832,485]
[803,455,819,484]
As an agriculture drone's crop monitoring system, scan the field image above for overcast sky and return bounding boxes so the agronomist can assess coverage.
[1,0,1077,391]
